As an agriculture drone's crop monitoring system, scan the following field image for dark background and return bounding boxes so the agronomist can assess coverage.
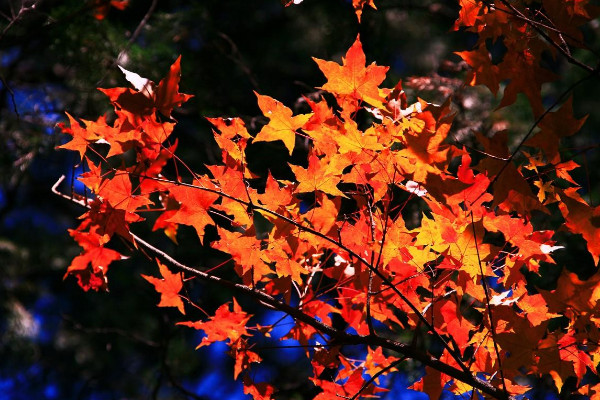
[1,1,599,399]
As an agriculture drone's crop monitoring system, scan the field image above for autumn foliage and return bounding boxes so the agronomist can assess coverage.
[56,1,600,399]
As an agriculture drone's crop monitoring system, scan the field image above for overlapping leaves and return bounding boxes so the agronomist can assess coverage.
[58,3,600,398]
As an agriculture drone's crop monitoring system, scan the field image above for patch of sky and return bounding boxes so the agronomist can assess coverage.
[188,36,203,51]
[1,47,20,68]
[32,294,61,345]
[9,83,66,135]
[486,275,503,292]
[248,363,276,383]
[383,372,428,400]
[43,383,59,399]
[188,371,247,400]
[0,365,54,400]
[204,340,229,367]
[0,378,15,400]
[391,54,407,75]
[3,205,68,235]
[88,392,116,400]
[258,309,303,362]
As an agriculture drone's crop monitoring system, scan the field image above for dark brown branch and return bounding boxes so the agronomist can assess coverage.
[131,232,512,400]
[470,212,507,396]
[52,174,513,400]
[63,315,160,348]
[131,172,470,373]
[348,357,407,400]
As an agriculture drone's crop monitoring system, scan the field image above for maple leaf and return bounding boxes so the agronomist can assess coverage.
[380,216,414,266]
[98,86,154,126]
[476,131,546,216]
[497,47,558,114]
[312,368,385,400]
[207,116,251,167]
[336,119,384,155]
[229,339,262,379]
[290,153,345,197]
[178,298,251,348]
[517,293,558,327]
[364,347,399,383]
[557,188,600,265]
[453,0,484,30]
[313,36,388,109]
[541,268,600,315]
[537,330,595,384]
[352,0,376,22]
[456,45,500,95]
[154,55,194,118]
[165,180,220,242]
[98,172,151,212]
[411,366,448,400]
[141,259,185,314]
[243,375,275,400]
[437,299,474,351]
[82,198,142,242]
[101,56,192,124]
[152,194,180,243]
[93,0,129,20]
[65,228,124,292]
[525,97,588,163]
[212,227,273,282]
[57,113,102,161]
[253,93,311,155]
[264,237,308,284]
[256,172,293,210]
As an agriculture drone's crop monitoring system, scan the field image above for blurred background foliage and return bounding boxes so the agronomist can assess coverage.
[1,0,599,399]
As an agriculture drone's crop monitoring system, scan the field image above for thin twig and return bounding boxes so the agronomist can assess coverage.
[488,0,597,72]
[475,69,598,205]
[0,73,20,119]
[96,0,158,86]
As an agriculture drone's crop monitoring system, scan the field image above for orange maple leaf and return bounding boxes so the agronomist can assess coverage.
[141,259,185,314]
[57,113,102,161]
[313,36,388,109]
[253,93,311,155]
[290,153,345,197]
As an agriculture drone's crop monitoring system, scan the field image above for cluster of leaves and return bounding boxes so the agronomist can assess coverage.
[56,1,600,399]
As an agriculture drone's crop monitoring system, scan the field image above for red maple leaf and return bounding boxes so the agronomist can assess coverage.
[141,259,185,314]
[65,228,124,292]
[178,298,251,348]
[154,56,194,118]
